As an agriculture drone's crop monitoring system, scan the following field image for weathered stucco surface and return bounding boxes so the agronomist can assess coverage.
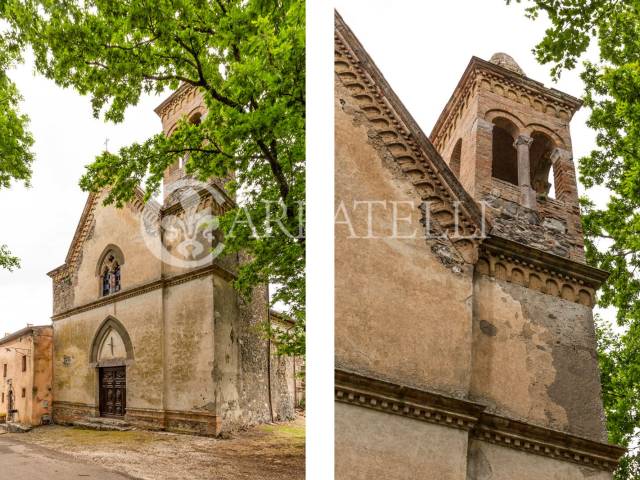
[471,274,607,442]
[53,291,165,410]
[335,85,475,399]
[467,441,611,480]
[0,327,53,425]
[336,403,469,480]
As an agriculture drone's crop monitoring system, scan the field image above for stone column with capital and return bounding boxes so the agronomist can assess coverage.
[514,135,535,209]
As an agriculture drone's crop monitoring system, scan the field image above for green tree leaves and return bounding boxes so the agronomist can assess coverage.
[0,36,34,271]
[0,0,305,354]
[511,0,640,476]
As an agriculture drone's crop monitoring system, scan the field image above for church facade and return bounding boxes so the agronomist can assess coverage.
[335,13,625,479]
[48,84,299,435]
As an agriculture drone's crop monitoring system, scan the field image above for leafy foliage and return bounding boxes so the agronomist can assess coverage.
[597,319,640,478]
[0,0,305,354]
[0,36,34,271]
[509,0,640,475]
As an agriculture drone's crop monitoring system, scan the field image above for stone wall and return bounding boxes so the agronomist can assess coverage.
[335,79,475,399]
[336,403,470,480]
[471,274,607,442]
[482,191,575,259]
[467,441,611,480]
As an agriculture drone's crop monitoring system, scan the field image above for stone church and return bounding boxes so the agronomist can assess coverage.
[47,84,300,435]
[335,12,625,479]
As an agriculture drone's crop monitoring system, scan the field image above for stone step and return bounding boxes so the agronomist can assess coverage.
[85,416,130,427]
[73,418,132,432]
[2,422,32,433]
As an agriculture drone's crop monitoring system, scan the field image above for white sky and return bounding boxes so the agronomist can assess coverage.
[0,52,166,334]
[0,1,617,335]
[334,0,616,323]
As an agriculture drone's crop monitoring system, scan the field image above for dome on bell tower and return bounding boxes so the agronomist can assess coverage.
[489,52,525,76]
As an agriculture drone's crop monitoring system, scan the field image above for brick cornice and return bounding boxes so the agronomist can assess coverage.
[335,11,488,265]
[483,236,608,288]
[154,83,195,120]
[51,263,235,321]
[430,56,583,152]
[476,235,608,307]
[335,369,625,472]
[335,369,484,431]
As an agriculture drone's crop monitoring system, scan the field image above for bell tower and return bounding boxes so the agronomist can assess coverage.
[431,53,585,262]
[154,83,207,200]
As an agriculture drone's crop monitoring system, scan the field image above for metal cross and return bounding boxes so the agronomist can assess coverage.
[108,336,115,356]
[104,138,110,152]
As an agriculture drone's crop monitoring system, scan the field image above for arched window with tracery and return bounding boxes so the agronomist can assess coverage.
[97,246,124,297]
[101,267,111,296]
[491,118,519,185]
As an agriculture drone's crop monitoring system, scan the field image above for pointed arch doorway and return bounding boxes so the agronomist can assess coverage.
[90,317,134,418]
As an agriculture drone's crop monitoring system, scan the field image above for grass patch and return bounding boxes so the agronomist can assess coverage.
[258,423,305,443]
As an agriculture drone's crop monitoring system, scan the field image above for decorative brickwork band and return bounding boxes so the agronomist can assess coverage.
[335,13,491,267]
[335,369,484,432]
[476,236,608,307]
[429,57,582,154]
[335,369,625,472]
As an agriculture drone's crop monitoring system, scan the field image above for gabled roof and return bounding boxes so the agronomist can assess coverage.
[335,11,488,264]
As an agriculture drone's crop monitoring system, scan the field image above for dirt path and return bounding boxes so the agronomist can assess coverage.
[4,416,305,480]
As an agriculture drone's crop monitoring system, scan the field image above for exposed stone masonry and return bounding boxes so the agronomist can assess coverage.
[483,193,573,259]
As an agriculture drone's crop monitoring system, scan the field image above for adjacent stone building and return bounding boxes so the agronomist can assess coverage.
[0,325,53,426]
[335,12,625,479]
[48,84,299,435]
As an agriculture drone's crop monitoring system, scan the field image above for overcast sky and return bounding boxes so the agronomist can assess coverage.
[0,53,165,335]
[0,1,616,335]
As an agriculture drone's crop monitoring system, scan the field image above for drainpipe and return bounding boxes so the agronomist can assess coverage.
[266,284,274,422]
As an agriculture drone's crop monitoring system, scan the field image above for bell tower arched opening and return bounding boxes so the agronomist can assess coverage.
[491,118,518,186]
[529,132,556,199]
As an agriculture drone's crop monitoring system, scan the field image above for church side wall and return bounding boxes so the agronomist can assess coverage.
[215,280,296,432]
[471,274,607,442]
[467,440,611,480]
[336,403,469,480]
[335,82,475,399]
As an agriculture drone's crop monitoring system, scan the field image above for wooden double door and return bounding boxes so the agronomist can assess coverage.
[99,366,126,417]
